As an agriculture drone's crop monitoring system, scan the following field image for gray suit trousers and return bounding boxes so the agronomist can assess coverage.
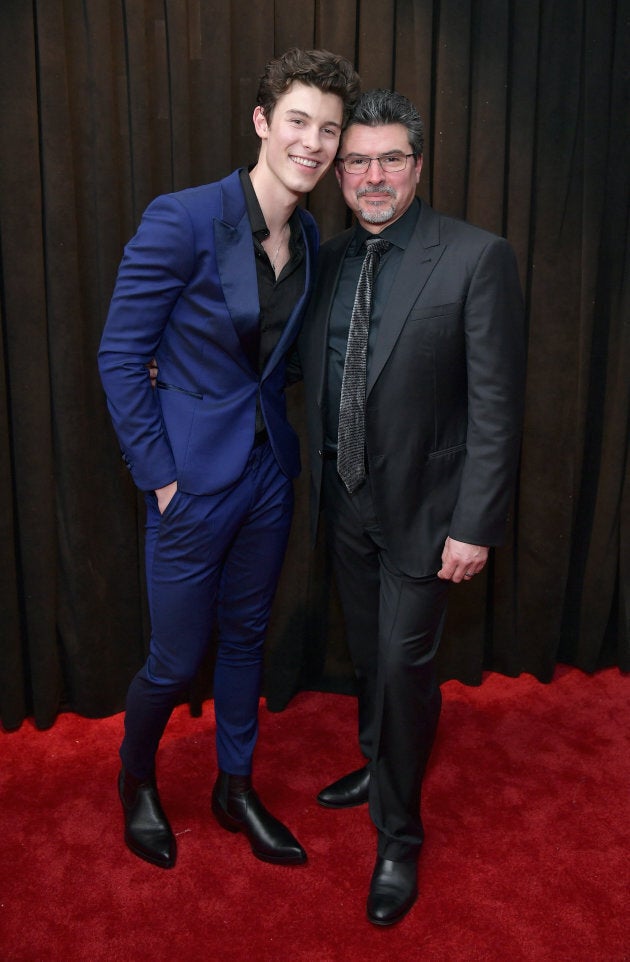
[323,459,449,861]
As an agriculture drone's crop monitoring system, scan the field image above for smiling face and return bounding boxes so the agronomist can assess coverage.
[336,122,423,233]
[253,81,344,200]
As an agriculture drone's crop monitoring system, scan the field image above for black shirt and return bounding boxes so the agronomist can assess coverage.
[239,169,306,436]
[324,198,421,449]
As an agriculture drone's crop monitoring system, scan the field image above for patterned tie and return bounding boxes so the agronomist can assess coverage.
[337,237,390,493]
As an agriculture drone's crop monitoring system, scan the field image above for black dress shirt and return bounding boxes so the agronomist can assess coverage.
[239,168,305,351]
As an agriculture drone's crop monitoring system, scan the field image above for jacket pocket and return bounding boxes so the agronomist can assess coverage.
[156,380,203,400]
[406,300,463,322]
[427,442,466,460]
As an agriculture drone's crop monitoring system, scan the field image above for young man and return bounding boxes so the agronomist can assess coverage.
[98,49,359,871]
[299,89,525,924]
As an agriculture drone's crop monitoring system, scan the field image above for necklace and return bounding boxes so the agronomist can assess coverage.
[268,223,289,273]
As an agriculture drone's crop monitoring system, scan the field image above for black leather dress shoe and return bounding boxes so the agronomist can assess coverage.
[317,766,370,808]
[118,768,176,869]
[211,772,306,865]
[367,857,418,926]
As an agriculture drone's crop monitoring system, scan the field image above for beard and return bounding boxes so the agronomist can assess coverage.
[360,204,396,223]
[356,185,397,224]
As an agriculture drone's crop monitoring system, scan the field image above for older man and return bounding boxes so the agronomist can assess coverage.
[298,88,525,924]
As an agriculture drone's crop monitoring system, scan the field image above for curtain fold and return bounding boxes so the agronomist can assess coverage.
[1,0,627,729]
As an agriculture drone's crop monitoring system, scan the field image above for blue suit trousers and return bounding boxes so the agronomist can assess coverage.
[120,441,293,779]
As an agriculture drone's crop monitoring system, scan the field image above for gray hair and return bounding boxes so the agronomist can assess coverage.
[344,89,424,156]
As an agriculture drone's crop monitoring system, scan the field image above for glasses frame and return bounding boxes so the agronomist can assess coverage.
[335,152,417,174]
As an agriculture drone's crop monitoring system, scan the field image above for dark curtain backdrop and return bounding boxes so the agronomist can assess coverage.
[1,0,628,730]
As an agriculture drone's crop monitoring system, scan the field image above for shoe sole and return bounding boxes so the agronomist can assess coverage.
[316,796,369,809]
[252,849,307,866]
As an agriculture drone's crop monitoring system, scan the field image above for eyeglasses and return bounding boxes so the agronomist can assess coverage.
[336,153,417,174]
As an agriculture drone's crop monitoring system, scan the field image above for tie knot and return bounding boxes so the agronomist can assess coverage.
[364,238,391,259]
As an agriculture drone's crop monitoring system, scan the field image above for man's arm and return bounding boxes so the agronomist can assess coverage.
[437,235,525,582]
[98,194,194,493]
[447,235,526,549]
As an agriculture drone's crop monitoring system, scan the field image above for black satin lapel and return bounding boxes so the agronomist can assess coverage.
[214,215,260,371]
[367,231,446,395]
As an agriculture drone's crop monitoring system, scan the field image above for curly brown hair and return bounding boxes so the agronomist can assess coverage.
[256,48,360,127]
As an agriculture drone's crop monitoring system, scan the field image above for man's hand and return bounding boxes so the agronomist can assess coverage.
[437,537,489,583]
[148,358,158,386]
[155,480,177,514]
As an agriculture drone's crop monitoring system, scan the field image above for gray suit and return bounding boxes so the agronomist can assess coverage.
[298,198,525,859]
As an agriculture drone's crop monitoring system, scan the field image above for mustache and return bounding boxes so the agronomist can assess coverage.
[356,184,396,198]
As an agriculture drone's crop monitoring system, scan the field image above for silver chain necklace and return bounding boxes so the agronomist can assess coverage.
[269,223,289,273]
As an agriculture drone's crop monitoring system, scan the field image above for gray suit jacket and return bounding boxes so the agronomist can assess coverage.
[298,199,526,577]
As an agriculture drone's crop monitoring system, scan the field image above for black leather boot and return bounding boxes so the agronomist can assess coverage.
[317,765,370,808]
[211,772,306,865]
[367,856,418,925]
[118,768,176,869]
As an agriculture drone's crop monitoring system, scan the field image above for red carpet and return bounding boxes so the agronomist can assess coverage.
[1,668,629,961]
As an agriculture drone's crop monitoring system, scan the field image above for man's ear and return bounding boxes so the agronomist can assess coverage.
[253,106,269,138]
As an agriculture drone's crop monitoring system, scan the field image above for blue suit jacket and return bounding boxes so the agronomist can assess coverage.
[99,169,319,494]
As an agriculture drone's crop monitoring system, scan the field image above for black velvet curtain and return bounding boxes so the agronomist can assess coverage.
[1,0,628,730]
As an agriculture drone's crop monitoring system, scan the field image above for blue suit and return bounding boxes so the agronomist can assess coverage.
[99,169,318,777]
